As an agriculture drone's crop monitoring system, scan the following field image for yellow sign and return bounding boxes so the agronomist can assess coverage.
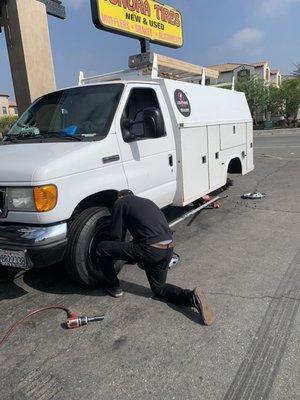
[91,0,183,48]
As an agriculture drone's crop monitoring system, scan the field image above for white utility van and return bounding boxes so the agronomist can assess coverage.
[0,54,253,285]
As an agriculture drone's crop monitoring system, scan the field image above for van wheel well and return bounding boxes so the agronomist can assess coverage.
[71,190,118,218]
[228,158,242,174]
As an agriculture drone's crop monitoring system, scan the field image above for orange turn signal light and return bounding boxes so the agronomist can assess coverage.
[33,185,58,212]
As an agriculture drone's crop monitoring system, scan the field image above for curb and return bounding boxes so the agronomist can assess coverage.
[254,127,300,137]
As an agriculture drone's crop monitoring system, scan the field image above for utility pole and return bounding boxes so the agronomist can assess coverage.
[0,0,65,114]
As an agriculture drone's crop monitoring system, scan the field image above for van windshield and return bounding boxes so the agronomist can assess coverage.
[5,84,124,142]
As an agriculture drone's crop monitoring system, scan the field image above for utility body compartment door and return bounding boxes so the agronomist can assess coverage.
[207,125,225,190]
[246,123,254,171]
[220,123,247,150]
[115,84,176,208]
[180,126,209,204]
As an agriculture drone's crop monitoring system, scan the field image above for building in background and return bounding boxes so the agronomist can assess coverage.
[0,93,18,117]
[270,70,282,86]
[206,61,282,87]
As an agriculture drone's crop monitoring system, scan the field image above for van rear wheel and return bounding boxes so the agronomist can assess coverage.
[64,207,125,286]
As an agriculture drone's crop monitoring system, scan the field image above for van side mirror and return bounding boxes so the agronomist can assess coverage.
[121,107,165,142]
[143,108,165,139]
[121,118,136,142]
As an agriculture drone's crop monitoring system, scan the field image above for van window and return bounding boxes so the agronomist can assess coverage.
[7,84,124,142]
[122,88,164,141]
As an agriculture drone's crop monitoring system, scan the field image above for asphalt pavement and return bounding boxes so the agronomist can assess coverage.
[0,128,299,400]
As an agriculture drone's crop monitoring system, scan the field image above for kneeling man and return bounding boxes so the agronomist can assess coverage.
[97,190,215,326]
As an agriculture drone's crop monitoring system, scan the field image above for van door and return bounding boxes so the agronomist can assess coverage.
[115,85,176,208]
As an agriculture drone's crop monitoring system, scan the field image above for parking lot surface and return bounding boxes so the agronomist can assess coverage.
[1,129,299,400]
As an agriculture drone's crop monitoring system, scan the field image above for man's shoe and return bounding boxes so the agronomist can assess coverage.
[192,288,215,326]
[105,287,124,298]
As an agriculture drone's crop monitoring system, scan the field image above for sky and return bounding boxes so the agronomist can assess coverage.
[0,0,299,98]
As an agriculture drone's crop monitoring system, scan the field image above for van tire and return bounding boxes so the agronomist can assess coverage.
[64,207,125,286]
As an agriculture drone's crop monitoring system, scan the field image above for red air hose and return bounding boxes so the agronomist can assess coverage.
[0,305,78,349]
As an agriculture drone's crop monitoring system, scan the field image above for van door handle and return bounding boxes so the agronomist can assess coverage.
[102,155,120,164]
[169,154,173,167]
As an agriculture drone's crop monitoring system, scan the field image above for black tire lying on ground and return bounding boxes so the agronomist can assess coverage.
[64,207,125,286]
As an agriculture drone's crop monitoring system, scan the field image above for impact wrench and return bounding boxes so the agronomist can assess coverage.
[66,315,105,329]
[0,305,104,349]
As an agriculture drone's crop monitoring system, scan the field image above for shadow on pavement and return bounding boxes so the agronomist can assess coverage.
[1,264,204,324]
[0,267,28,300]
[1,262,153,301]
[152,296,204,325]
[120,279,152,299]
[22,263,105,296]
[0,263,98,300]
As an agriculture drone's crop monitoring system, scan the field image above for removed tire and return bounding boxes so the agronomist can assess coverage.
[64,207,125,286]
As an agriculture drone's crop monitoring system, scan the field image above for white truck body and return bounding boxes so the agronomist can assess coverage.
[161,79,253,205]
[0,74,253,276]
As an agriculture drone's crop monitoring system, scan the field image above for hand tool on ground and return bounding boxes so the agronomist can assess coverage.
[0,305,105,349]
[66,315,105,329]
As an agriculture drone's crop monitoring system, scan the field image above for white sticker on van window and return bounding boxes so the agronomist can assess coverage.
[174,89,191,117]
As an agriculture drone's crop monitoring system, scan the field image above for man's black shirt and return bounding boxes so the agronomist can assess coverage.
[110,195,173,245]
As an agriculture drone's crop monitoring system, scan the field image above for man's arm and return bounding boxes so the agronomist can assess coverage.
[110,200,127,241]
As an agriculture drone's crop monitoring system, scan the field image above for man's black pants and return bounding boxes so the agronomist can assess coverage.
[97,241,193,307]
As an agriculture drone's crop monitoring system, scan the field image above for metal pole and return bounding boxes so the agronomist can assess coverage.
[201,68,206,86]
[140,38,150,53]
[169,196,228,228]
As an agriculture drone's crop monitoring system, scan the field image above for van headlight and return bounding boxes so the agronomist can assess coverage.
[7,185,57,212]
[7,188,35,211]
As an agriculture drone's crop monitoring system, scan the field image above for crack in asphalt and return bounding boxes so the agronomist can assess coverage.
[207,291,300,302]
[236,204,300,214]
[223,249,300,400]
[253,160,291,191]
[258,154,300,161]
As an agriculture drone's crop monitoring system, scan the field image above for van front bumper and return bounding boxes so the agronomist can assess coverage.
[0,223,67,268]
